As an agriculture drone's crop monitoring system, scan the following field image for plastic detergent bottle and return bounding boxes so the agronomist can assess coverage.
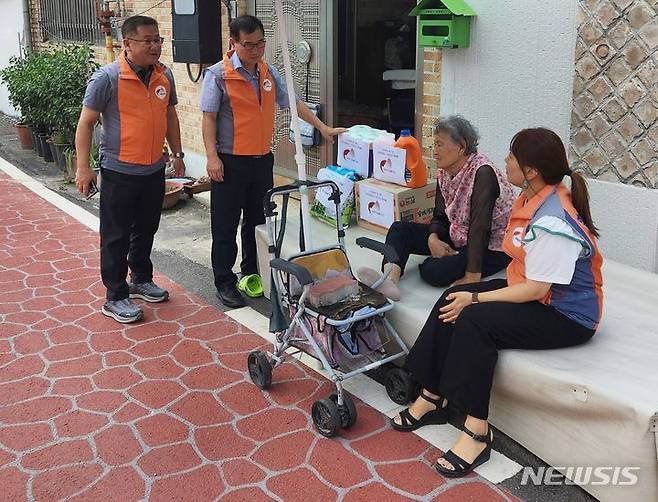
[395,129,427,188]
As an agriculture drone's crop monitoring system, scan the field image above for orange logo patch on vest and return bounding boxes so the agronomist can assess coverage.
[155,85,167,100]
[262,79,273,92]
[512,226,525,247]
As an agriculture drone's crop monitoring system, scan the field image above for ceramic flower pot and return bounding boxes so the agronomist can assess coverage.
[15,123,32,149]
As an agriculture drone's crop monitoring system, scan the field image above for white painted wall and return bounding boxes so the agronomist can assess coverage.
[0,0,24,117]
[588,180,658,272]
[439,0,658,272]
[440,0,578,167]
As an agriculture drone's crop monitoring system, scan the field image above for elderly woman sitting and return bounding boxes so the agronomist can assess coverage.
[358,115,515,300]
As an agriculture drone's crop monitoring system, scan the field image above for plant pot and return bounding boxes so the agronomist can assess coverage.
[47,140,59,167]
[15,123,32,149]
[33,131,43,156]
[53,143,71,171]
[39,134,54,162]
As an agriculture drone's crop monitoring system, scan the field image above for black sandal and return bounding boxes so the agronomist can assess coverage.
[390,391,448,432]
[433,425,493,478]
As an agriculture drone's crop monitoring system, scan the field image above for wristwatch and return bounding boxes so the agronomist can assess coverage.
[471,292,480,304]
[172,152,185,159]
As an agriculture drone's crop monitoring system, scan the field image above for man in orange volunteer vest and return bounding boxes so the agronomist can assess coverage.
[200,15,345,308]
[75,15,186,324]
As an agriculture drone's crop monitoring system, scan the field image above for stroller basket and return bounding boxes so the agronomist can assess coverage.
[281,247,393,371]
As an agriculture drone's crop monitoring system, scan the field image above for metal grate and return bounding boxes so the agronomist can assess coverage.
[40,0,103,44]
[257,0,322,178]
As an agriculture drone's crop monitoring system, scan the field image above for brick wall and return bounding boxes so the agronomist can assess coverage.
[570,0,658,187]
[421,47,442,167]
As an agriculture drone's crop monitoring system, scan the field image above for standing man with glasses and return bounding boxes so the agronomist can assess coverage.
[200,15,346,308]
[75,15,186,323]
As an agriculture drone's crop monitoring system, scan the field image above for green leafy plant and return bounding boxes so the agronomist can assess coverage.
[45,44,100,143]
[63,146,76,182]
[0,44,99,141]
[0,51,34,125]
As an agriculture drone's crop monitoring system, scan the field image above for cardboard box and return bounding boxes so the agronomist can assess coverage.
[372,142,407,185]
[355,178,437,234]
[337,128,395,178]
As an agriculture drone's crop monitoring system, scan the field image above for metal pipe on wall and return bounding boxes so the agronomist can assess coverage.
[21,0,32,52]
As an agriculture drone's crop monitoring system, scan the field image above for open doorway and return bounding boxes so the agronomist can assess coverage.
[336,0,417,136]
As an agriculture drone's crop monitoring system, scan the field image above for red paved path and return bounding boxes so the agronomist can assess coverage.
[0,171,518,501]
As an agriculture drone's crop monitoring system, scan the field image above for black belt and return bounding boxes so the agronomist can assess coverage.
[219,151,272,159]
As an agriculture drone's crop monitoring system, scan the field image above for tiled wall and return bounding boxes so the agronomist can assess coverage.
[570,0,658,187]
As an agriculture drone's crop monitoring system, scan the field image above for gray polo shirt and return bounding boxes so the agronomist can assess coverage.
[199,52,293,154]
[83,57,178,176]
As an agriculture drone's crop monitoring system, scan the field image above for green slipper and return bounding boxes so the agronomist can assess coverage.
[238,274,264,298]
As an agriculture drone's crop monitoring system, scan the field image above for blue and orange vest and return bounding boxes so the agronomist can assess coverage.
[503,184,604,330]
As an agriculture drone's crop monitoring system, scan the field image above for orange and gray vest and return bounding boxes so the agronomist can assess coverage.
[204,51,277,155]
[503,183,604,330]
[83,52,173,174]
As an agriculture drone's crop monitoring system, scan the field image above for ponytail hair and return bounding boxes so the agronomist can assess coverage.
[510,128,599,238]
[568,170,599,238]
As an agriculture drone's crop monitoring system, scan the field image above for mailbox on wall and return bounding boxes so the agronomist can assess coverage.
[172,0,222,64]
[410,0,475,49]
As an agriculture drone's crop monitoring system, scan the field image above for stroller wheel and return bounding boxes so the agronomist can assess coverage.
[330,393,358,429]
[311,398,342,438]
[247,351,272,390]
[385,367,419,405]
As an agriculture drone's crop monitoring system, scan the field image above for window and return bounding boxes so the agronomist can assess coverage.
[40,0,103,44]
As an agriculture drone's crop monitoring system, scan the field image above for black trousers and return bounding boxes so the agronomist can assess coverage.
[99,168,165,301]
[384,221,510,287]
[210,152,274,289]
[405,280,595,420]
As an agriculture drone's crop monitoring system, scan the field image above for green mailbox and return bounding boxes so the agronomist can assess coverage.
[410,0,475,49]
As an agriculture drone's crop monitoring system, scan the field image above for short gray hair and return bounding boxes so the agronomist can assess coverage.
[434,115,479,155]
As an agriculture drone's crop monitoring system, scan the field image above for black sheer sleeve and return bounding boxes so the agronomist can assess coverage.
[465,166,500,274]
[428,184,450,238]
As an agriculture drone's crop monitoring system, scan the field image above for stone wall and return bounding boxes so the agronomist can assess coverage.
[571,0,658,187]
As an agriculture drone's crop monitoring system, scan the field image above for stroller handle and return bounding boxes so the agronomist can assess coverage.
[356,237,399,264]
[263,180,341,217]
[270,258,313,286]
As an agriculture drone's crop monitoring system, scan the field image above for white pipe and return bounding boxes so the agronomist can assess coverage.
[273,0,312,250]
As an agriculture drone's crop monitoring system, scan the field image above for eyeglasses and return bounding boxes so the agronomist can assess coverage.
[236,39,266,50]
[126,36,165,46]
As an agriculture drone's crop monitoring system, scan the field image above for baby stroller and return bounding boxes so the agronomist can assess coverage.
[247,180,414,437]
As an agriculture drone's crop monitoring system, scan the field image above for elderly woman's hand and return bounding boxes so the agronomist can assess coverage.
[438,291,473,323]
[428,234,459,259]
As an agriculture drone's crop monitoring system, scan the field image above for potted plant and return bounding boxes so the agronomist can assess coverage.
[19,50,53,160]
[47,44,99,172]
[0,54,33,149]
[63,147,77,182]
